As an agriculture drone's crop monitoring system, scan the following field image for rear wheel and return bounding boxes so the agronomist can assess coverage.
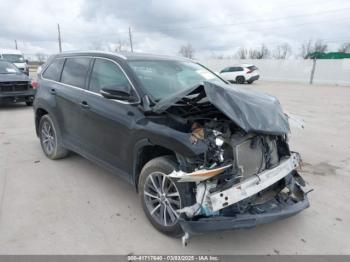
[139,156,194,238]
[39,115,69,160]
[236,76,245,84]
[247,80,253,84]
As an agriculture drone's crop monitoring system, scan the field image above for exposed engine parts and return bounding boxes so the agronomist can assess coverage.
[147,83,309,240]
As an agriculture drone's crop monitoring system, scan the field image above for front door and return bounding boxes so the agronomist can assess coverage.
[78,57,141,178]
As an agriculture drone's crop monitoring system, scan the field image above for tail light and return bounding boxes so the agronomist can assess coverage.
[31,79,39,89]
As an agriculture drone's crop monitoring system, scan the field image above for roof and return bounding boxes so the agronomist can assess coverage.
[223,64,255,68]
[0,49,23,55]
[54,50,193,62]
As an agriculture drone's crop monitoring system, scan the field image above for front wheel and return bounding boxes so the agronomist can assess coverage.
[236,76,245,84]
[139,156,195,238]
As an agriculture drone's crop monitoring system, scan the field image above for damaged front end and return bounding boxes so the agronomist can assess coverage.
[152,82,310,239]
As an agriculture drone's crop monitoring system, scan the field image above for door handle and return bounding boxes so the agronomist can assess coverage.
[49,88,57,95]
[80,101,90,109]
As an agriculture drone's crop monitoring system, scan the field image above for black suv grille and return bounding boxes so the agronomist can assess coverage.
[0,81,29,92]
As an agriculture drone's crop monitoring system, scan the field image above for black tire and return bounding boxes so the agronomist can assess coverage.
[138,156,195,238]
[39,115,69,160]
[25,101,33,106]
[236,76,245,84]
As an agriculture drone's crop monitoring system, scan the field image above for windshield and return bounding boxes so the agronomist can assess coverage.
[128,60,225,101]
[0,61,20,74]
[2,54,25,63]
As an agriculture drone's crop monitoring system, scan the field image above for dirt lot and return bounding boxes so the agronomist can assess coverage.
[0,81,349,254]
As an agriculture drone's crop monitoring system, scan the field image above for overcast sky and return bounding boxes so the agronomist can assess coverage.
[0,0,349,58]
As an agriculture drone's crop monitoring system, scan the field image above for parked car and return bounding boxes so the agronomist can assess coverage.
[0,60,35,106]
[0,49,29,75]
[219,64,259,84]
[34,52,309,243]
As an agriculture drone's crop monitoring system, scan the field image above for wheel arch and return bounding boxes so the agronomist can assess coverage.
[236,75,246,81]
[133,139,177,192]
[35,108,49,136]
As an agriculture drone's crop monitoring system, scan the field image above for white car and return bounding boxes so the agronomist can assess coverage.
[0,49,29,75]
[219,64,259,84]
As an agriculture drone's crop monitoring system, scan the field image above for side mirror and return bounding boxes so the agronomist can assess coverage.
[100,85,133,101]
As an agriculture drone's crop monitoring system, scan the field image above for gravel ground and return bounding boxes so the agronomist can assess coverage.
[0,81,349,254]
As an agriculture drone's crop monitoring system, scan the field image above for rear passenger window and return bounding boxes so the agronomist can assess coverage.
[61,57,91,89]
[42,59,64,81]
[89,58,132,93]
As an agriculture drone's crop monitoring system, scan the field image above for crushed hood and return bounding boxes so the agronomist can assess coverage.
[152,81,290,135]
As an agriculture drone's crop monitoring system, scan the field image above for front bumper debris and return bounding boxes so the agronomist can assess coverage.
[169,164,232,182]
[178,152,310,236]
[179,188,309,235]
[210,153,300,212]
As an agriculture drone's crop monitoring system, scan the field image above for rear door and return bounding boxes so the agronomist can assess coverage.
[54,56,92,147]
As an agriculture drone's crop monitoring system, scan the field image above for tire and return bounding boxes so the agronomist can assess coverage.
[236,76,245,84]
[138,156,195,238]
[39,114,69,160]
[247,80,253,84]
[25,101,33,106]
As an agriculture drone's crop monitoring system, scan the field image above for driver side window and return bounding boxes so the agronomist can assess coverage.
[89,58,132,94]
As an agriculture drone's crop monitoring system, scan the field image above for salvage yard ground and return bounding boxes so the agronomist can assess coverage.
[0,81,349,254]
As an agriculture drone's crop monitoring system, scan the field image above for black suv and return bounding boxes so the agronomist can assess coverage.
[34,51,309,241]
[0,60,35,105]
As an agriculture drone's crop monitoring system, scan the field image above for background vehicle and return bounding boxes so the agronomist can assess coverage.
[0,60,35,106]
[34,52,308,241]
[219,64,259,84]
[0,49,29,75]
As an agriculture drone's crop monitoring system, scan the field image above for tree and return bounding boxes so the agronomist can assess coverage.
[338,43,350,53]
[248,44,270,59]
[273,43,292,59]
[236,47,248,59]
[114,40,129,52]
[300,39,328,59]
[36,53,47,63]
[179,43,195,59]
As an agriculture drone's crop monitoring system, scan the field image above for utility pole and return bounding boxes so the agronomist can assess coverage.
[14,40,18,50]
[128,27,133,53]
[57,23,62,53]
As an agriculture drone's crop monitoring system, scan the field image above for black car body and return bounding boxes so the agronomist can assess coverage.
[0,60,35,105]
[33,51,309,242]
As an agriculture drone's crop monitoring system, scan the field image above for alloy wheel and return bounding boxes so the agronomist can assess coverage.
[144,172,181,227]
[41,121,56,155]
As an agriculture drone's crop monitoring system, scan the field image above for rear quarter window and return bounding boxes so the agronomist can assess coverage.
[247,65,258,71]
[42,59,65,81]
